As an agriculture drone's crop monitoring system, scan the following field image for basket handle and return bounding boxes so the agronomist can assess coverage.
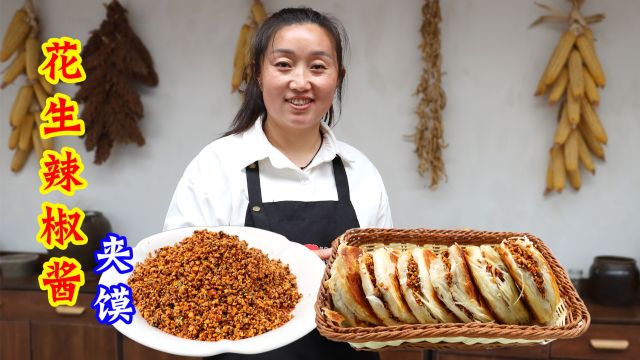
[589,339,629,351]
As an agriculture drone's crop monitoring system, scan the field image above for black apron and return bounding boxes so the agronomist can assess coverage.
[210,156,378,360]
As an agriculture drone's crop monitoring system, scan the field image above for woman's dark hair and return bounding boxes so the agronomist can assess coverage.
[224,7,348,136]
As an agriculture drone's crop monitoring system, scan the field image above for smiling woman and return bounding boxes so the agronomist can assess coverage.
[258,22,337,168]
[164,7,392,360]
[260,24,339,133]
[225,8,348,170]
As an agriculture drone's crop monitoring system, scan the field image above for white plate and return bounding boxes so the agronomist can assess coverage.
[98,226,326,357]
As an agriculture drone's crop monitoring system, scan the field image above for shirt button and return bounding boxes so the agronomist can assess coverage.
[252,205,261,212]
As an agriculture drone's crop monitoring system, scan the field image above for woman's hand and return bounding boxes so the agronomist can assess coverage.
[311,248,332,261]
[305,244,332,260]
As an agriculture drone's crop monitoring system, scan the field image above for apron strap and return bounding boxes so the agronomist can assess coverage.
[246,161,263,203]
[332,156,351,202]
[245,161,270,230]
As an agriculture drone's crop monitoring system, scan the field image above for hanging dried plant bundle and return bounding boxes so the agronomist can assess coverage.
[231,0,267,93]
[532,0,605,194]
[413,0,447,189]
[76,0,158,164]
[1,0,56,172]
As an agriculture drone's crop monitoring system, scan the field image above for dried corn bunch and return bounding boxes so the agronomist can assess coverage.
[2,2,55,173]
[532,0,606,194]
[231,0,267,93]
[75,0,158,164]
[413,0,447,189]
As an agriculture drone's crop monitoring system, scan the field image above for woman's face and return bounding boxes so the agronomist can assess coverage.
[259,23,339,131]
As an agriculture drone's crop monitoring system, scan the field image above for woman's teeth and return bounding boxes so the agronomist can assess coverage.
[287,98,312,105]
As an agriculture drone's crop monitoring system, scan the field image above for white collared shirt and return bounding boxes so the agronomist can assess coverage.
[163,118,393,231]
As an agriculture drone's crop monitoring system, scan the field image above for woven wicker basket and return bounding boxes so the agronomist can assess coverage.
[315,228,590,351]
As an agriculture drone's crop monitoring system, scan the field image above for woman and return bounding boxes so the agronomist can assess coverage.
[164,7,390,359]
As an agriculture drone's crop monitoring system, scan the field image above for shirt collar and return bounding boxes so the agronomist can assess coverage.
[235,117,355,171]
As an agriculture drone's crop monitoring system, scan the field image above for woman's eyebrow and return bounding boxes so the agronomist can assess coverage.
[271,48,333,59]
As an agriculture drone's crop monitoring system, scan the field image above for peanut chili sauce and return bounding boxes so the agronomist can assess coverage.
[506,241,545,296]
[406,257,423,305]
[128,230,301,341]
[364,252,402,322]
[441,250,474,320]
[485,263,505,282]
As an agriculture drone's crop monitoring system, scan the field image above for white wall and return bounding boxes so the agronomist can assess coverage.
[1,0,639,275]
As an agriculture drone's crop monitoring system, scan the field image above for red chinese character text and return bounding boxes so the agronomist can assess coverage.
[37,203,88,250]
[40,93,85,138]
[38,37,86,84]
[38,257,85,307]
[39,147,87,196]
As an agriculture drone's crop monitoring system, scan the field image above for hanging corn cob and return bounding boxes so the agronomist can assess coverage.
[231,0,267,93]
[533,0,605,194]
[413,0,447,189]
[0,8,30,62]
[1,2,55,172]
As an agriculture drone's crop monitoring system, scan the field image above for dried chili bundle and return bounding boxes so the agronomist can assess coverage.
[413,0,447,189]
[75,0,158,164]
